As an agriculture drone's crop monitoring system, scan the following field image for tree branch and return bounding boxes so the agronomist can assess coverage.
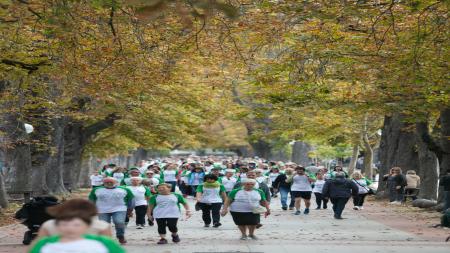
[82,113,119,142]
[1,59,49,73]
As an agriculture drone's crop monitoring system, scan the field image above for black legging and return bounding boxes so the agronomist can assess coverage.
[314,192,328,208]
[353,193,368,207]
[199,202,222,225]
[125,205,148,225]
[156,218,178,235]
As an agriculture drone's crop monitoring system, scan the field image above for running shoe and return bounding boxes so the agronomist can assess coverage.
[213,222,222,228]
[304,208,310,214]
[294,210,301,215]
[353,206,359,210]
[117,236,127,244]
[204,224,210,227]
[157,238,168,244]
[240,235,248,240]
[248,235,258,240]
[172,234,181,243]
[136,224,143,229]
[282,206,287,210]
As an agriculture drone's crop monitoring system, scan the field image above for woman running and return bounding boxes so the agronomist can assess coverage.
[126,177,151,228]
[147,184,191,244]
[289,166,315,215]
[196,174,227,228]
[221,179,270,240]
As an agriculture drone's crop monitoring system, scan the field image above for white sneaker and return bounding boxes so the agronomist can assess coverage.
[353,206,359,210]
[359,206,364,210]
[136,225,143,229]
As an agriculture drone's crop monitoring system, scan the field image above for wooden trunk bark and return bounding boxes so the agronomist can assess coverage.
[291,141,312,165]
[45,117,67,194]
[348,145,359,175]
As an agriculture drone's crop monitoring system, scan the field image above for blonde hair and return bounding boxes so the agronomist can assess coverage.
[351,171,363,179]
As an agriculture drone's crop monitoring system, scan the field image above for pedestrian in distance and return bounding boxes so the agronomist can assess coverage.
[322,172,359,219]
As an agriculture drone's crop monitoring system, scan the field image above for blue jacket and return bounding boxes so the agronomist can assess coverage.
[188,171,205,185]
[322,177,358,199]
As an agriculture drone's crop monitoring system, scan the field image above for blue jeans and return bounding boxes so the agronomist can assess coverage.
[98,211,127,237]
[279,187,294,208]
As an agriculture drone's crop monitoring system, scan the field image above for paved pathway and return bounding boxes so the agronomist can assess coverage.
[1,197,448,253]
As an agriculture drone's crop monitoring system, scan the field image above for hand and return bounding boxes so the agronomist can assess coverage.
[185,210,192,219]
[127,212,133,218]
[264,210,271,218]
[221,209,228,217]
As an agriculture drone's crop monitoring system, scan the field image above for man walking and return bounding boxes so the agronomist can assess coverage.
[322,172,358,219]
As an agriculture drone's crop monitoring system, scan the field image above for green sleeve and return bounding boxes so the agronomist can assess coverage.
[29,236,60,253]
[219,184,226,193]
[175,170,179,176]
[196,184,204,193]
[365,178,373,186]
[119,186,134,203]
[158,177,164,184]
[175,193,187,204]
[144,186,151,197]
[217,177,222,183]
[160,171,165,181]
[149,195,157,206]
[228,188,239,200]
[84,235,125,253]
[88,187,101,202]
[257,189,266,201]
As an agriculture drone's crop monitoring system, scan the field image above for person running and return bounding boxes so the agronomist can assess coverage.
[289,166,315,215]
[196,174,227,228]
[312,172,328,209]
[88,177,134,244]
[179,164,192,197]
[30,199,124,253]
[37,199,111,239]
[161,164,179,192]
[273,168,293,211]
[351,171,372,210]
[126,177,151,229]
[222,169,238,194]
[221,179,270,240]
[147,183,191,244]
[188,165,205,196]
[322,172,358,219]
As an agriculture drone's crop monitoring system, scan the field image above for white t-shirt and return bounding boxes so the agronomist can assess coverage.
[256,176,268,185]
[229,189,264,213]
[127,185,150,206]
[163,170,177,182]
[150,193,186,219]
[222,177,237,192]
[90,175,103,186]
[147,177,160,187]
[41,239,108,253]
[112,173,125,182]
[353,179,369,194]
[313,179,325,193]
[197,184,226,204]
[291,174,312,192]
[91,187,132,213]
[268,173,279,184]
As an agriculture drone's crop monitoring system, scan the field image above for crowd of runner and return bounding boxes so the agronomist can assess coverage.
[27,156,385,253]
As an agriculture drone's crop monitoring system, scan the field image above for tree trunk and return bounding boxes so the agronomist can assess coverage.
[348,145,359,176]
[250,139,272,159]
[0,114,33,196]
[439,108,450,189]
[378,114,419,195]
[414,130,438,200]
[45,117,67,194]
[63,120,84,191]
[362,133,374,180]
[0,172,9,208]
[291,141,312,165]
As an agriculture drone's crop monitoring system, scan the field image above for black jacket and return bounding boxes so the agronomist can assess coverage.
[440,175,450,191]
[272,174,291,190]
[322,177,359,199]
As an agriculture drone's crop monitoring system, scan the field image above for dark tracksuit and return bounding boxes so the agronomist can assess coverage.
[322,177,358,218]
